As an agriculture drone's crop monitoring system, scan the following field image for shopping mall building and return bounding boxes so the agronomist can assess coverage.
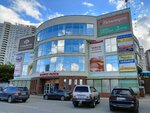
[12,8,142,96]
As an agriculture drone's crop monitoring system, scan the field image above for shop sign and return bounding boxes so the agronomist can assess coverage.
[18,36,34,51]
[117,34,133,52]
[40,72,59,77]
[89,40,104,72]
[14,63,21,77]
[16,53,23,62]
[97,12,131,36]
[119,55,135,60]
[119,63,136,72]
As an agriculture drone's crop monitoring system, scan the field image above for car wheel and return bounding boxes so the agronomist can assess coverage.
[44,95,48,100]
[90,101,96,108]
[110,106,114,111]
[22,99,27,102]
[8,96,13,103]
[73,102,78,107]
[134,108,139,113]
[60,96,65,101]
[96,98,100,104]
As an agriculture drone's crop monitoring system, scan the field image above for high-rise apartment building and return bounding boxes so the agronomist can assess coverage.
[145,49,150,71]
[139,46,147,71]
[0,22,36,64]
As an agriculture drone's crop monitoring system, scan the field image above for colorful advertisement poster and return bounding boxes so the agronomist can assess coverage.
[117,34,133,52]
[18,36,34,51]
[14,63,21,77]
[118,54,136,72]
[16,53,23,62]
[119,63,136,72]
[89,40,104,72]
[97,11,131,36]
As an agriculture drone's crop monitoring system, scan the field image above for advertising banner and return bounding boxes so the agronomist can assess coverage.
[118,54,136,72]
[119,63,136,72]
[18,36,34,51]
[97,12,131,36]
[117,34,133,52]
[89,40,104,72]
[16,53,23,62]
[14,63,21,77]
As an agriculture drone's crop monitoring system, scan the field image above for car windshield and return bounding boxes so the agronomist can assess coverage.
[112,89,131,96]
[17,87,28,91]
[75,86,88,92]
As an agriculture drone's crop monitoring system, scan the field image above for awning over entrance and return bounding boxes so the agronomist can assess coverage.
[140,71,150,76]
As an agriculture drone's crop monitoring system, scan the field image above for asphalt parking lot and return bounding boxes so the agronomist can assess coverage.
[0,95,149,113]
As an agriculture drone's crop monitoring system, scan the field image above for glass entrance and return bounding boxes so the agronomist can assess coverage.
[44,83,59,94]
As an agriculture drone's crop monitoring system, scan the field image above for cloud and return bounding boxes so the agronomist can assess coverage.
[109,0,126,10]
[109,0,150,51]
[133,14,150,51]
[83,10,95,15]
[48,12,64,19]
[82,1,94,7]
[0,5,34,25]
[11,0,45,21]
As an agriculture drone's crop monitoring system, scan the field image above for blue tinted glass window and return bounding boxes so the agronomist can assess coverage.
[106,55,118,71]
[36,23,94,42]
[36,56,85,72]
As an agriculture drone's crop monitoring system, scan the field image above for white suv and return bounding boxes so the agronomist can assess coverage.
[72,85,100,108]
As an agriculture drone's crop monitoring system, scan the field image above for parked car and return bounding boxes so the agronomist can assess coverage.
[72,85,100,108]
[109,87,139,113]
[43,89,72,101]
[0,86,30,103]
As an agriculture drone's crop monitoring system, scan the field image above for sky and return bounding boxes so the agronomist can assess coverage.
[0,0,150,51]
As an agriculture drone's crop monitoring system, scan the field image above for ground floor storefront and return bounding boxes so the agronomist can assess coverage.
[11,76,140,97]
[30,76,87,94]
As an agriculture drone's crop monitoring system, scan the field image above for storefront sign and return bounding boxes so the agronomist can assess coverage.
[118,54,136,72]
[97,12,131,36]
[119,55,135,60]
[40,72,59,77]
[14,63,21,77]
[16,54,23,62]
[18,36,34,51]
[117,34,133,52]
[119,63,136,72]
[89,40,104,72]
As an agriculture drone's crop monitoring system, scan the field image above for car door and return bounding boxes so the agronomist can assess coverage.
[1,87,9,100]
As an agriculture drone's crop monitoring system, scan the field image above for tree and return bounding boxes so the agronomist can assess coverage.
[0,64,14,82]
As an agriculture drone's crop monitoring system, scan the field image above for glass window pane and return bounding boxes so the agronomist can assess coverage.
[102,80,110,93]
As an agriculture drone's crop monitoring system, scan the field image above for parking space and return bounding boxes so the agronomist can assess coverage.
[0,96,149,113]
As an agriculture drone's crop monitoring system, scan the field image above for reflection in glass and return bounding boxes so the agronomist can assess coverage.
[36,23,94,41]
[36,39,85,57]
[105,38,117,52]
[106,55,118,72]
[36,56,85,72]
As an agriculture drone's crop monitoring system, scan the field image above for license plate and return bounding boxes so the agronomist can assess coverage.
[117,97,126,101]
[21,92,26,95]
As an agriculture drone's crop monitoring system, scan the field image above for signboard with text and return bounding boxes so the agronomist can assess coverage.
[89,40,104,72]
[18,36,34,51]
[97,10,131,36]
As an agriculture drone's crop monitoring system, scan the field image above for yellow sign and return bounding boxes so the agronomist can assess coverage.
[119,55,134,60]
[117,37,133,42]
[119,67,136,72]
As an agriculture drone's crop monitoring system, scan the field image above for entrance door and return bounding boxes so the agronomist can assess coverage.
[44,83,55,94]
[44,83,60,94]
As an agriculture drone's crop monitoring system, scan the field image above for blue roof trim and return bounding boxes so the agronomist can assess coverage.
[140,71,150,76]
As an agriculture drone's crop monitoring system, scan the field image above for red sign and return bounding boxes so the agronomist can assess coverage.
[40,72,59,77]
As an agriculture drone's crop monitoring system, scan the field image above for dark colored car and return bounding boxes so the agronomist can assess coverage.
[43,89,72,101]
[0,86,30,103]
[109,88,139,113]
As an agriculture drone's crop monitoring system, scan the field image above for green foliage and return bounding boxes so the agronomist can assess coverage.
[0,64,14,82]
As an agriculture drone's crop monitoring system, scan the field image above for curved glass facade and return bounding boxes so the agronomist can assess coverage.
[36,56,85,72]
[36,39,85,57]
[37,23,94,41]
